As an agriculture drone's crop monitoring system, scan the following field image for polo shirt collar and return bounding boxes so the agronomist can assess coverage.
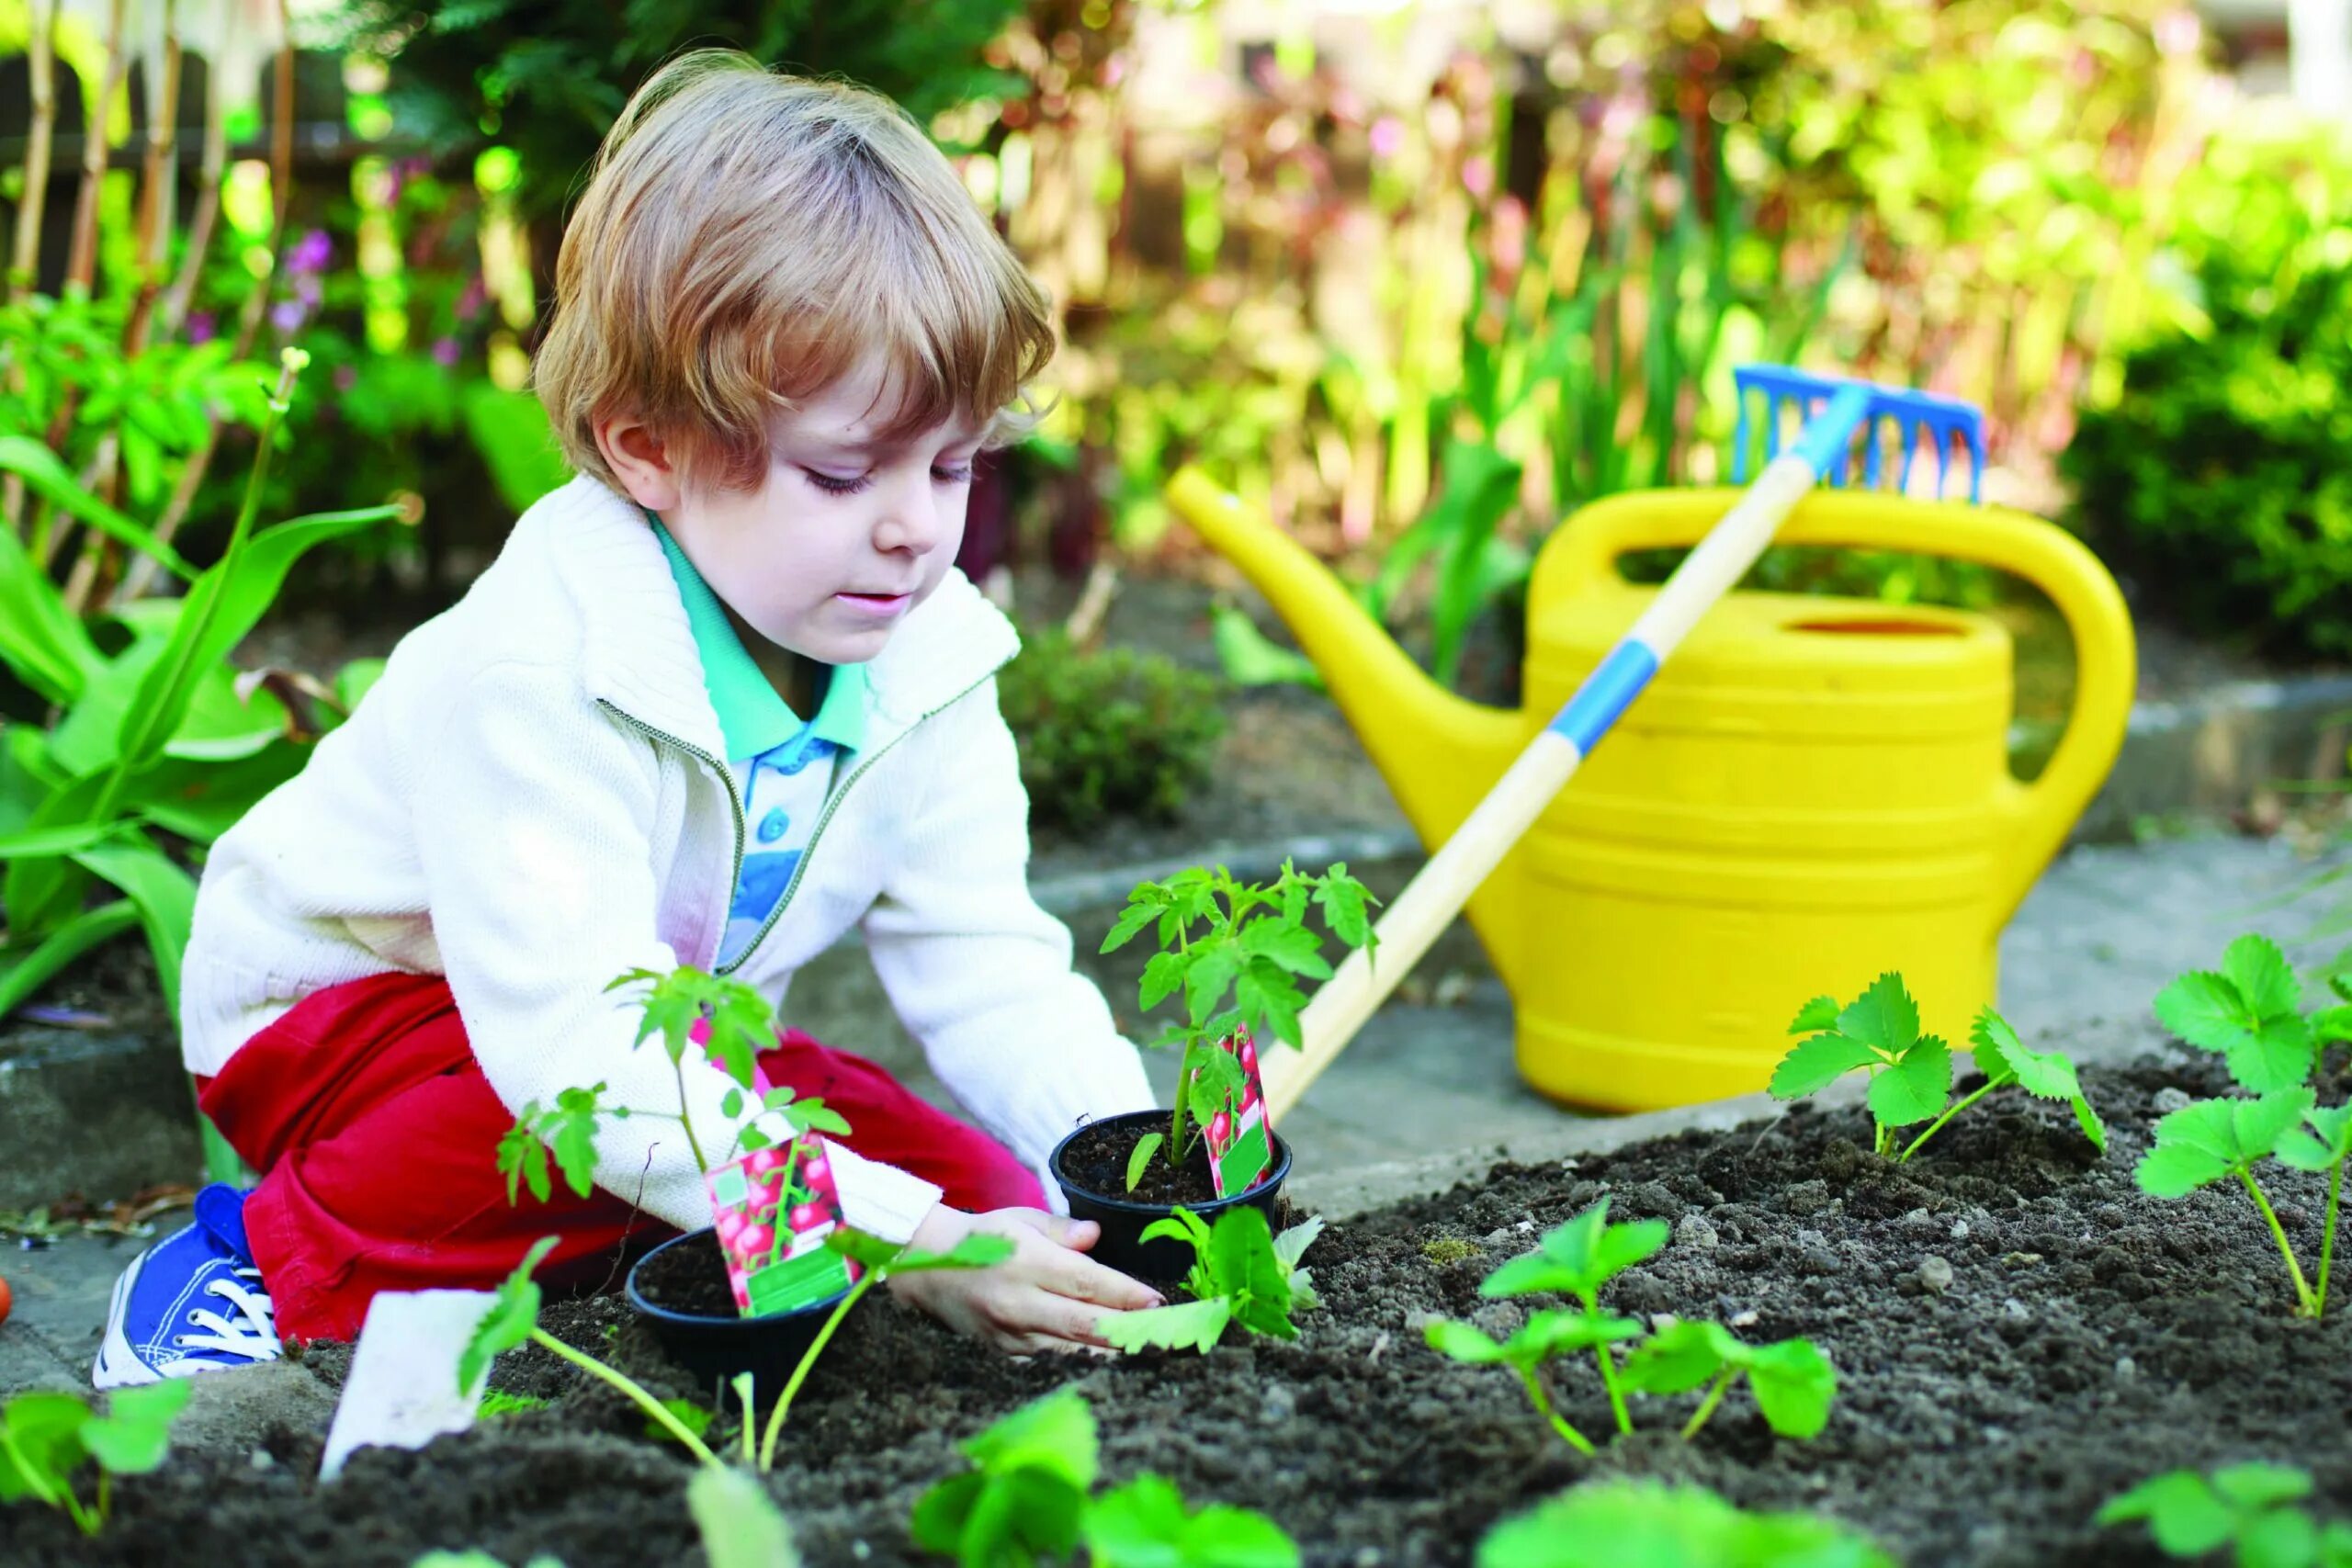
[652,520,867,761]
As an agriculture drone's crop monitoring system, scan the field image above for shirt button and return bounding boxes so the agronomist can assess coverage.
[757,807,789,843]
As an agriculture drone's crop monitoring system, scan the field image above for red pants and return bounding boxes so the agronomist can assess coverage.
[198,971,1043,1341]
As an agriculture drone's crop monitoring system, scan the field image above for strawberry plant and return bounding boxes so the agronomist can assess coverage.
[1771,976,2104,1161]
[1097,1206,1323,1354]
[1099,861,1374,1187]
[2098,1463,2352,1567]
[1476,1480,1894,1568]
[0,1379,192,1536]
[910,1390,1297,1568]
[2138,937,2352,1318]
[496,964,851,1202]
[1425,1200,1836,1453]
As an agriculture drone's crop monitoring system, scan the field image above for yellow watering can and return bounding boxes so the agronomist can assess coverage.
[1167,471,2137,1112]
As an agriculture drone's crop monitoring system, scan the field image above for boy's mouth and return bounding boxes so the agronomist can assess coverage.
[834,590,912,617]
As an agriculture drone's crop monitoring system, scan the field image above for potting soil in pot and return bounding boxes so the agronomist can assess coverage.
[12,1053,2350,1567]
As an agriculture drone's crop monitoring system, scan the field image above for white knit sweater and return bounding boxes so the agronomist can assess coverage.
[182,475,1155,1240]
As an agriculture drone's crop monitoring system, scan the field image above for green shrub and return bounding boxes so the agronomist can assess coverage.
[998,627,1225,832]
[2063,119,2352,661]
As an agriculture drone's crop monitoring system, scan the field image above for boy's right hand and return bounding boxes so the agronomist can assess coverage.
[887,1203,1162,1356]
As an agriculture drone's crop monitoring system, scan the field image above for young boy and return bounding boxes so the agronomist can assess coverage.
[93,51,1163,1389]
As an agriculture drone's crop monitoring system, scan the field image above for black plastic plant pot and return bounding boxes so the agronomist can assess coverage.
[1048,1109,1293,1281]
[624,1227,850,1400]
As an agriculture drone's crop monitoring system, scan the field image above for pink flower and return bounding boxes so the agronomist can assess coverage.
[185,311,216,344]
[431,336,461,368]
[288,229,332,275]
[1369,116,1403,159]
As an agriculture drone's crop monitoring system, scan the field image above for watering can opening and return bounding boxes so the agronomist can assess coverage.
[1785,617,1969,637]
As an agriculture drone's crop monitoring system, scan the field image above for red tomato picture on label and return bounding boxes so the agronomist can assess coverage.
[1208,1110,1232,1145]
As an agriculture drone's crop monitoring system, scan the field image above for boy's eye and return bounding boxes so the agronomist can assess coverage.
[802,468,870,496]
[933,463,975,485]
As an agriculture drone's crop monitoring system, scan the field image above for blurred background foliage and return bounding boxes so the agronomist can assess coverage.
[2,0,2349,671]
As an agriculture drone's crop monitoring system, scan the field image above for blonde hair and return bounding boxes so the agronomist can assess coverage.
[535,51,1055,493]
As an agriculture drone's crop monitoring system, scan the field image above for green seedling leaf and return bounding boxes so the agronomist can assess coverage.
[1480,1199,1668,1303]
[2155,938,2317,1093]
[1205,1205,1297,1339]
[1141,951,1187,1010]
[458,1236,559,1395]
[1475,1479,1896,1568]
[0,1391,91,1504]
[2098,1464,2316,1559]
[1102,898,1160,954]
[1312,869,1374,951]
[963,1388,1098,1490]
[1102,1298,1235,1355]
[496,1115,552,1206]
[1084,1473,1301,1568]
[1430,1308,1642,1371]
[1770,1033,1882,1100]
[1866,1035,1951,1130]
[1619,1319,1737,1394]
[2137,1090,2318,1198]
[1787,995,1843,1035]
[1840,973,1920,1055]
[1745,1338,1838,1440]
[1971,1009,2108,1153]
[891,1234,1017,1273]
[2278,1104,2352,1173]
[1126,1132,1166,1193]
[79,1380,193,1474]
[2312,1006,2352,1045]
[1238,919,1332,979]
[645,1397,714,1447]
[1272,1215,1325,1309]
[477,1391,549,1418]
[687,1463,801,1568]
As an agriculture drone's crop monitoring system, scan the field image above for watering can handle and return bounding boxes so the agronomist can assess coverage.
[1549,490,2138,928]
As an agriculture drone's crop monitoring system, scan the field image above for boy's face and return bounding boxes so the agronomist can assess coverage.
[650,355,981,669]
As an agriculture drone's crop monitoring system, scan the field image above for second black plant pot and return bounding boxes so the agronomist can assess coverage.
[625,1227,851,1400]
[1047,1109,1293,1281]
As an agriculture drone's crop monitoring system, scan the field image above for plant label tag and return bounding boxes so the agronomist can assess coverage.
[320,1288,493,1481]
[1204,1027,1273,1199]
[707,1132,856,1317]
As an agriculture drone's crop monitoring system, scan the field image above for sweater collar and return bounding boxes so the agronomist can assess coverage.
[532,475,1016,756]
[650,519,868,760]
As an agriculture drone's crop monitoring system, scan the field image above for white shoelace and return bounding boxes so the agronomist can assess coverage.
[178,1267,281,1362]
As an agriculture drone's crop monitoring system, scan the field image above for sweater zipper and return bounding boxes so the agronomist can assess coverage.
[725,669,996,968]
[597,701,744,966]
[599,669,996,976]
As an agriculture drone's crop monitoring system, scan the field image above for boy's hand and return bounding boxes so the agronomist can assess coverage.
[888,1204,1163,1355]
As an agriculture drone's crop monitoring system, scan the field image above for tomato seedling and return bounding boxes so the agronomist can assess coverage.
[1100,861,1374,1189]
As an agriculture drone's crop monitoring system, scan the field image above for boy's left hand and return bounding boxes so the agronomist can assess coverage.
[888,1204,1163,1355]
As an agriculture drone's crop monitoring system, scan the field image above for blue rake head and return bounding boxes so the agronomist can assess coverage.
[1731,365,1988,502]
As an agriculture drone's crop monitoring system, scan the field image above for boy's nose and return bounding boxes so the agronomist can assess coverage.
[876,475,943,556]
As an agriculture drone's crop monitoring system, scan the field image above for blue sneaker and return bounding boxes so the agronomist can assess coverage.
[92,1183,281,1389]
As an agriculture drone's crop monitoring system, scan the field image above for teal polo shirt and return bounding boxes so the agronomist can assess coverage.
[654,523,868,964]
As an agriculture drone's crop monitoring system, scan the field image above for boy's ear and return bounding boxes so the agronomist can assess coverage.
[594,414,683,512]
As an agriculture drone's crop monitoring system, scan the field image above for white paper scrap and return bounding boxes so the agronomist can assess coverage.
[319,1288,495,1481]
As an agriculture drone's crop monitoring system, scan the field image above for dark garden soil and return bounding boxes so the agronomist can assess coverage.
[13,1049,2352,1567]
[1057,1117,1226,1207]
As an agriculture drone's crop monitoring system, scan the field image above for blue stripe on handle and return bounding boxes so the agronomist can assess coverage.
[1546,639,1660,753]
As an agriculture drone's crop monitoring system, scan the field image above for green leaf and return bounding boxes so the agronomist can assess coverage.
[962,1389,1098,1491]
[1745,1338,1838,1439]
[2155,970,2256,1056]
[2098,1471,2237,1555]
[2137,1091,2316,1198]
[1425,1319,1509,1364]
[1234,962,1305,1052]
[646,1396,714,1446]
[0,1392,91,1504]
[496,1113,553,1205]
[1272,1215,1324,1277]
[1102,900,1160,954]
[1184,945,1243,1029]
[1140,951,1188,1011]
[1084,1473,1300,1568]
[0,434,196,581]
[1238,920,1329,978]
[547,1084,605,1199]
[2278,1104,2352,1172]
[1204,1205,1297,1340]
[1786,995,1842,1035]
[1101,1298,1234,1356]
[1867,1035,1951,1130]
[0,513,102,705]
[2231,1015,2316,1096]
[1970,1009,2107,1152]
[1126,1132,1164,1193]
[0,899,139,1020]
[1838,973,1920,1055]
[1475,1480,1895,1568]
[1769,1033,1881,1100]
[2212,1462,2316,1509]
[458,1236,559,1395]
[70,836,197,1017]
[1967,1007,2025,1088]
[908,1472,988,1554]
[1619,1319,1732,1395]
[885,1234,1016,1274]
[686,1463,801,1568]
[2311,1006,2352,1045]
[1312,871,1374,950]
[1480,1200,1666,1302]
[2225,934,2302,1021]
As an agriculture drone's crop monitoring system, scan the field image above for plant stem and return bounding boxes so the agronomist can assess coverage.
[2239,1170,2319,1315]
[526,1327,718,1467]
[758,1271,879,1472]
[1898,1083,1995,1164]
[0,1423,62,1510]
[1680,1371,1735,1441]
[1517,1365,1595,1457]
[1595,1342,1632,1436]
[1170,1046,1195,1165]
[733,1374,756,1466]
[91,1469,107,1534]
[670,1058,709,1175]
[2317,1158,2344,1320]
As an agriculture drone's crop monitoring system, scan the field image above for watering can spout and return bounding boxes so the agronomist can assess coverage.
[1166,469,1530,977]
